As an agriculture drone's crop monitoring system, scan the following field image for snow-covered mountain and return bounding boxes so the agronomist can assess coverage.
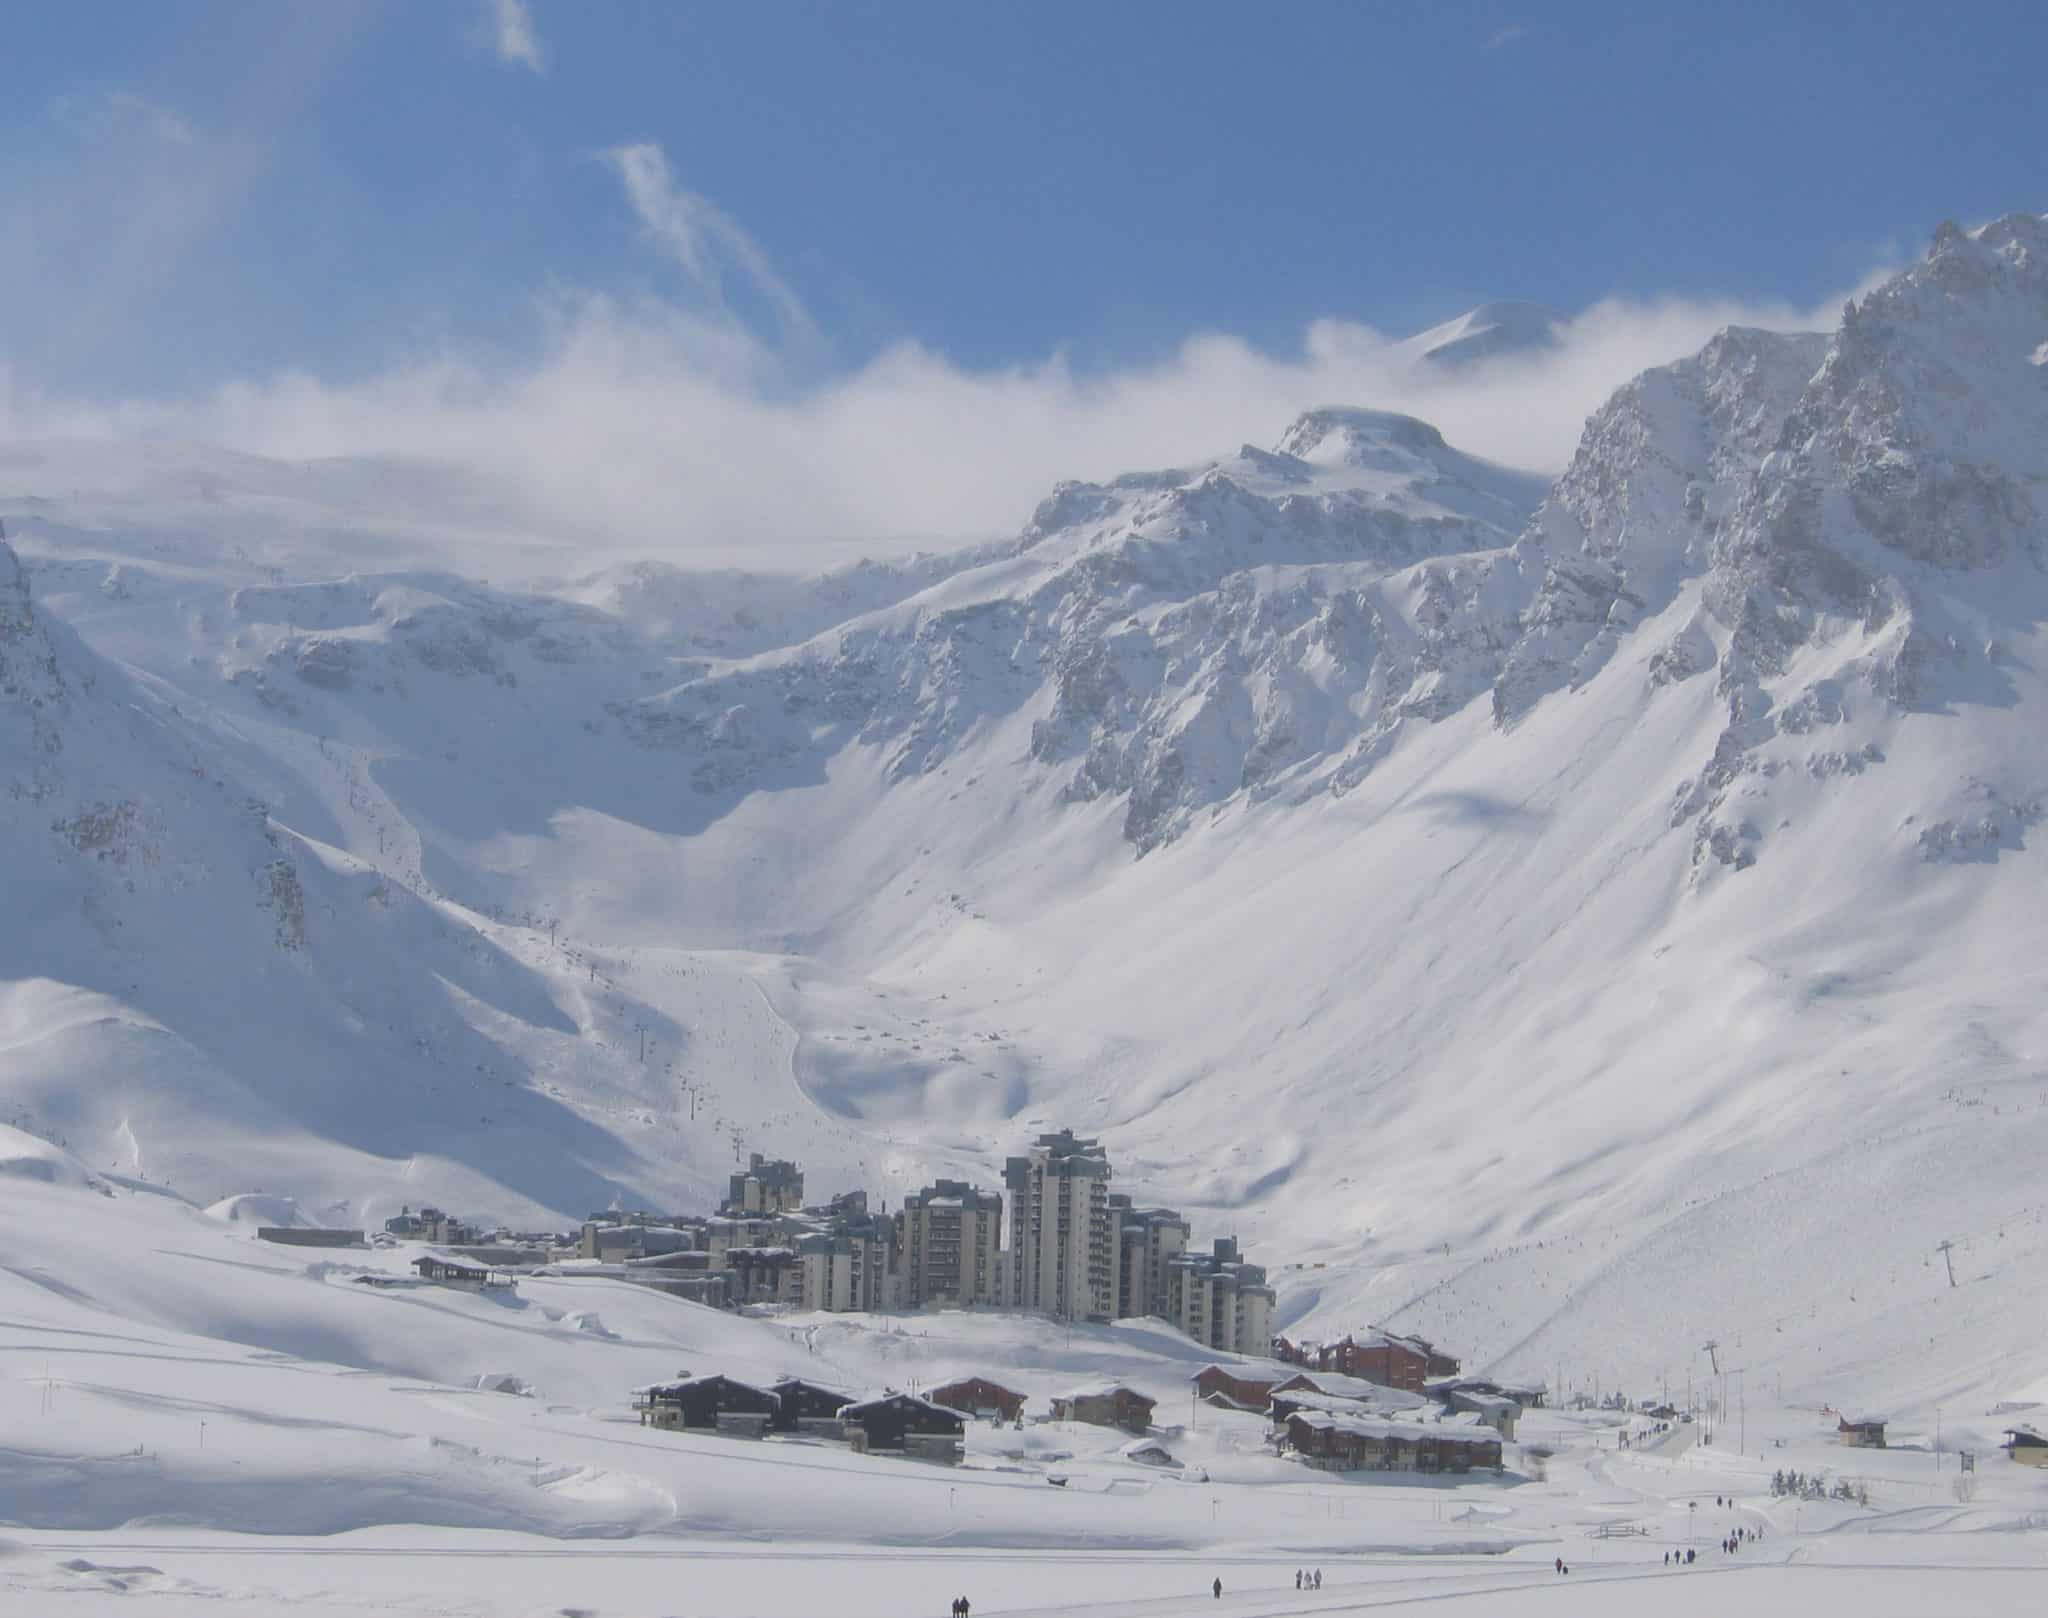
[5,214,2048,1419]
[1398,300,1566,370]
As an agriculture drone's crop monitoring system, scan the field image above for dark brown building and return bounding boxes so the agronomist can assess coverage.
[840,1392,967,1456]
[1282,1411,1500,1474]
[929,1377,1027,1422]
[1051,1383,1156,1433]
[1273,1330,1453,1393]
[634,1375,780,1430]
[1191,1365,1288,1411]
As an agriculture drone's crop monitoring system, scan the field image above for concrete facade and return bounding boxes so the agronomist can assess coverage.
[1111,1195,1190,1319]
[1003,1131,1116,1321]
[897,1180,1003,1309]
[1164,1237,1275,1358]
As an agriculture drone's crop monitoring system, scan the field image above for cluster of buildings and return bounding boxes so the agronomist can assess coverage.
[624,1358,1512,1478]
[442,1131,1278,1355]
[1194,1363,1516,1474]
[630,1371,1166,1467]
[1272,1328,1468,1394]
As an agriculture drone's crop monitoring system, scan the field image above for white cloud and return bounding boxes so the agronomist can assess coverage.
[605,144,815,346]
[6,126,1902,573]
[490,0,547,73]
[1481,25,1531,50]
[25,275,1889,573]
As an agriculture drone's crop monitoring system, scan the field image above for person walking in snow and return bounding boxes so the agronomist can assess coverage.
[1295,1571,1302,1590]
[1213,1577,1223,1599]
[1313,1571,1321,1591]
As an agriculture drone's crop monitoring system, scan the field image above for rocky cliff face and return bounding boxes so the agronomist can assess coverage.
[619,409,1545,850]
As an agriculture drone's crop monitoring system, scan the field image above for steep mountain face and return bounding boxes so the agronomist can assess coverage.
[3,217,2047,1415]
[616,408,1544,852]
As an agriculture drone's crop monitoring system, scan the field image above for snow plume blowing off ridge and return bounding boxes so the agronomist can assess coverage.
[4,267,1891,570]
[4,217,2048,1427]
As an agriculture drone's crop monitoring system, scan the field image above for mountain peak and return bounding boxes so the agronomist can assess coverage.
[1401,300,1565,370]
[1272,406,1447,466]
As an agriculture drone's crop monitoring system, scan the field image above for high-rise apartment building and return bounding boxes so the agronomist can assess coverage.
[1164,1236,1275,1357]
[896,1179,1004,1309]
[1001,1130,1116,1321]
[724,1153,804,1215]
[1110,1194,1191,1319]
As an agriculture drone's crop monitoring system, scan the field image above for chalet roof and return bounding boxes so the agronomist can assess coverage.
[1286,1371,1428,1408]
[1839,1413,1889,1427]
[930,1375,1025,1397]
[1272,1390,1379,1418]
[1285,1410,1496,1447]
[1056,1381,1156,1406]
[1192,1364,1283,1387]
[771,1376,855,1399]
[1449,1391,1520,1417]
[634,1374,780,1403]
[2006,1423,2047,1442]
[840,1391,963,1420]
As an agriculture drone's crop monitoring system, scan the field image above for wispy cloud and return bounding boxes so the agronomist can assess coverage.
[490,0,547,73]
[605,143,816,345]
[13,261,1898,571]
[1481,24,1531,50]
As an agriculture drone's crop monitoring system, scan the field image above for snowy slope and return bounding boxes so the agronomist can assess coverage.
[2,214,2047,1444]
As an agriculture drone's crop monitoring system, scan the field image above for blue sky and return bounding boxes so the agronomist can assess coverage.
[2,0,2042,554]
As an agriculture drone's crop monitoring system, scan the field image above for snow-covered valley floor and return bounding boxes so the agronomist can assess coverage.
[4,1171,2044,1616]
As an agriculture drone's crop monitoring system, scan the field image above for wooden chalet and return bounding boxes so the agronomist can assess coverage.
[1281,1411,1501,1474]
[1838,1414,1888,1449]
[411,1255,514,1290]
[2004,1423,2048,1467]
[929,1376,1027,1422]
[770,1377,856,1434]
[1192,1365,1287,1411]
[635,1374,781,1432]
[840,1392,966,1461]
[1273,1330,1453,1393]
[1051,1383,1156,1434]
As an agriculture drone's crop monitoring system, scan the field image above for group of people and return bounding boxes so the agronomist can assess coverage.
[949,1598,972,1617]
[1292,1570,1322,1591]
[1663,1549,1697,1566]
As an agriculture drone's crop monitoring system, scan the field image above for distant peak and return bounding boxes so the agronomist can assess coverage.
[1403,300,1565,370]
[1273,407,1447,465]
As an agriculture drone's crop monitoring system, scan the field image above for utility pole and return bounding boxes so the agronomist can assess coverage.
[1937,1241,1957,1288]
[1703,1339,1721,1375]
[1935,1406,1942,1473]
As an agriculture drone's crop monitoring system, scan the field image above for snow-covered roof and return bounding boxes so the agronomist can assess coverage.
[1839,1412,1889,1427]
[1285,1411,1497,1447]
[634,1374,779,1401]
[1287,1370,1424,1406]
[1449,1391,1520,1417]
[840,1391,963,1420]
[1055,1381,1153,1404]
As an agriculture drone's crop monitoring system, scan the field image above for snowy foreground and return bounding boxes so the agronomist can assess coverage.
[4,1166,2045,1615]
